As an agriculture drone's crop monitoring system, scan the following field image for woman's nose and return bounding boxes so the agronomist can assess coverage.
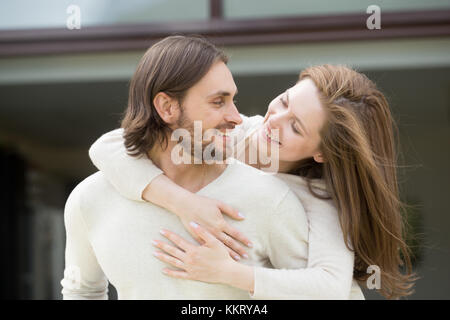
[268,110,285,129]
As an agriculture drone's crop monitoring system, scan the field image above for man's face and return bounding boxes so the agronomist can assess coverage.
[173,61,242,161]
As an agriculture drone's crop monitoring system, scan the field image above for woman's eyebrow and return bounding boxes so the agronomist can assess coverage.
[286,90,309,136]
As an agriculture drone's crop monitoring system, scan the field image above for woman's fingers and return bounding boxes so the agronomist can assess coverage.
[152,240,186,261]
[225,247,244,261]
[160,229,195,251]
[217,202,245,221]
[153,251,185,270]
[223,224,253,248]
[186,229,204,246]
[190,222,245,260]
[189,222,218,244]
[218,232,249,259]
[162,268,190,279]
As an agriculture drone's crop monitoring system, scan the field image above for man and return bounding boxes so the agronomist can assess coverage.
[61,36,308,299]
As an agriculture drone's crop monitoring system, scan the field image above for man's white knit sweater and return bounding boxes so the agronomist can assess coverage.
[61,157,311,299]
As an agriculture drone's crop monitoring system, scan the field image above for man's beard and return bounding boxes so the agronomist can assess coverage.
[174,106,230,163]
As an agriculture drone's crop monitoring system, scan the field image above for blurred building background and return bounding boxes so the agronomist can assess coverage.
[0,0,449,300]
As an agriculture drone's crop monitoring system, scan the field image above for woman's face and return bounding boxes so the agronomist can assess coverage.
[256,78,327,169]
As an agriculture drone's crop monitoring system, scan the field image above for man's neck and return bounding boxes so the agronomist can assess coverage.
[148,141,227,193]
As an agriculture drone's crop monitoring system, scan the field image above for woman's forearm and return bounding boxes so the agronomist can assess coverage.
[89,128,164,202]
[141,174,193,217]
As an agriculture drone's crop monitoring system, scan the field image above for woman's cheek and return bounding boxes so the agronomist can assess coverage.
[289,140,309,161]
[279,142,299,161]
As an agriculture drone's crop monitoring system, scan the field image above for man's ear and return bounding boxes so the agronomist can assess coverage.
[153,92,180,125]
[313,152,325,163]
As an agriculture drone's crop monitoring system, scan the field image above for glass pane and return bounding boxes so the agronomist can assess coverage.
[0,0,209,30]
[224,0,450,19]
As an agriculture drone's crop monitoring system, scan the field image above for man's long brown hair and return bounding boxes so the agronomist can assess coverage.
[121,35,228,157]
[291,65,417,299]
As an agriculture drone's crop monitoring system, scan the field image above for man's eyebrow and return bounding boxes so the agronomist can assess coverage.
[286,90,309,136]
[207,89,238,98]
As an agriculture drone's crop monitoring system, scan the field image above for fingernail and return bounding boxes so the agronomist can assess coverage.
[160,229,166,236]
[238,212,245,218]
[152,251,160,257]
[247,242,253,248]
[243,254,249,259]
[190,221,199,229]
[234,255,241,261]
[151,240,158,246]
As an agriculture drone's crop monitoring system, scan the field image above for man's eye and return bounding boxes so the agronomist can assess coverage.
[280,97,288,107]
[213,100,225,106]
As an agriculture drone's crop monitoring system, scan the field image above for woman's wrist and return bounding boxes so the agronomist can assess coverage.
[170,190,198,218]
[141,174,194,217]
[220,261,255,292]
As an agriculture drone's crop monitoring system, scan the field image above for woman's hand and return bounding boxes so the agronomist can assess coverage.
[152,222,238,284]
[141,175,252,260]
[175,193,253,261]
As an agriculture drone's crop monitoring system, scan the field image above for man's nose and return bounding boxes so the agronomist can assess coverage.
[225,101,243,125]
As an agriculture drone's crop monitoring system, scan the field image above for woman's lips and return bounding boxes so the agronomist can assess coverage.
[263,125,281,145]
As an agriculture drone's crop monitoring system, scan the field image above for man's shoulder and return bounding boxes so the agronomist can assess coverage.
[71,170,111,194]
[66,171,116,212]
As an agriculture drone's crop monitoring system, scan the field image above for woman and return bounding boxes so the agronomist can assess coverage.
[89,64,416,299]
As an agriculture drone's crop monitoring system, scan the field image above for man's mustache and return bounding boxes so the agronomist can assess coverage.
[214,124,236,131]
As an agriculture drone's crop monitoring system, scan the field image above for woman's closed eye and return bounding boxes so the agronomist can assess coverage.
[280,96,288,108]
[291,120,301,135]
[280,96,302,135]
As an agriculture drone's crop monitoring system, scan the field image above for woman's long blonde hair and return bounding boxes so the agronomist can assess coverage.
[292,65,417,299]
